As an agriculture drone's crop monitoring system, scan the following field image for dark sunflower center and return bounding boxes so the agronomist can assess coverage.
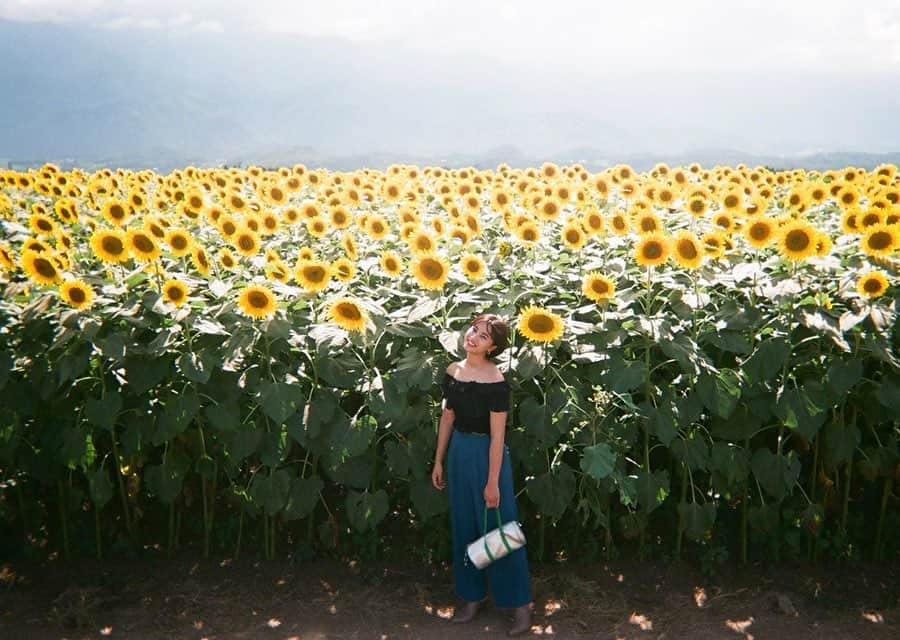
[785,229,811,252]
[35,257,57,278]
[678,240,698,259]
[337,303,361,320]
[863,278,883,293]
[643,242,663,260]
[102,236,125,255]
[867,231,891,250]
[304,266,326,283]
[69,287,86,303]
[527,315,554,334]
[421,259,444,280]
[133,234,155,253]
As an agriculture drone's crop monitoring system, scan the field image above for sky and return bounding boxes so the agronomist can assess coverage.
[2,0,900,163]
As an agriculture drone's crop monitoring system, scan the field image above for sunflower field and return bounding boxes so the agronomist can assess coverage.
[0,161,897,566]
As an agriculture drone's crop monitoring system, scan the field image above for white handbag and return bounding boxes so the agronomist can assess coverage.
[466,506,526,569]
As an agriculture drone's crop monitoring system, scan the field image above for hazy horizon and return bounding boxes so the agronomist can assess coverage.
[2,1,900,169]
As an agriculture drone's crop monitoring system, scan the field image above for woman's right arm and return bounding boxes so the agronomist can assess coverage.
[432,405,454,490]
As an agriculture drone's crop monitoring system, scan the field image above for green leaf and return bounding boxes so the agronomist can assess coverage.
[743,338,791,385]
[384,440,411,477]
[346,489,389,532]
[228,429,262,461]
[520,395,557,448]
[635,468,670,514]
[85,391,122,430]
[123,355,172,395]
[705,331,752,355]
[0,350,11,390]
[154,390,201,445]
[97,331,127,362]
[775,388,827,439]
[249,469,291,516]
[145,454,189,504]
[671,433,709,471]
[526,463,576,519]
[697,369,742,419]
[326,455,372,489]
[648,404,678,447]
[317,352,363,388]
[751,449,800,500]
[205,400,241,432]
[825,359,863,397]
[87,466,114,508]
[59,426,91,469]
[580,443,616,481]
[748,503,781,533]
[259,427,289,468]
[876,376,900,411]
[178,349,215,384]
[603,360,648,393]
[283,475,324,521]
[409,476,449,520]
[824,421,860,466]
[196,454,217,481]
[710,404,761,441]
[659,333,707,376]
[710,442,750,491]
[256,381,305,424]
[677,502,716,541]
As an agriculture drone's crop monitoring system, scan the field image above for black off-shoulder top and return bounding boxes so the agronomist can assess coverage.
[442,372,511,434]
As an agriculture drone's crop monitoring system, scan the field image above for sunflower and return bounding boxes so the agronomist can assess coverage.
[366,214,389,240]
[687,197,708,218]
[518,306,564,343]
[331,257,356,282]
[90,229,130,263]
[330,205,352,229]
[411,253,450,290]
[29,213,57,235]
[515,221,540,245]
[743,216,775,249]
[561,223,587,250]
[836,185,860,209]
[460,253,486,280]
[814,233,833,257]
[295,259,332,292]
[191,246,211,275]
[856,270,890,298]
[59,279,94,310]
[380,251,403,277]
[237,284,278,319]
[233,227,260,256]
[0,244,14,271]
[534,198,562,221]
[634,232,671,267]
[777,220,817,261]
[218,248,237,270]
[165,228,193,257]
[162,279,190,307]
[712,211,735,233]
[582,272,616,302]
[581,208,605,235]
[21,249,62,285]
[306,216,328,238]
[634,211,661,234]
[860,224,897,257]
[101,199,131,227]
[260,211,281,235]
[672,231,703,269]
[265,259,292,283]
[328,297,367,332]
[610,211,630,235]
[126,229,161,263]
[408,229,437,255]
[701,231,727,258]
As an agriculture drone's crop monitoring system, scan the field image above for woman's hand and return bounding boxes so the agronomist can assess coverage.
[483,481,500,508]
[431,461,445,490]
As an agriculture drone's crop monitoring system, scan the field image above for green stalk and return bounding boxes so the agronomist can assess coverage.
[167,502,175,558]
[874,476,891,561]
[57,480,70,560]
[675,461,688,559]
[235,509,244,560]
[110,423,134,544]
[841,457,852,532]
[95,504,103,561]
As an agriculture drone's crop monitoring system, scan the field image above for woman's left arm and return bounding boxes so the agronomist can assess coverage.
[484,410,507,508]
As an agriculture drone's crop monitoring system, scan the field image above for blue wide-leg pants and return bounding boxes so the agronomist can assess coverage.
[447,431,531,608]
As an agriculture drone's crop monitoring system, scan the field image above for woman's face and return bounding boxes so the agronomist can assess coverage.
[463,321,495,356]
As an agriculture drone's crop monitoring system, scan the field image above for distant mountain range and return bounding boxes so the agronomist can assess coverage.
[2,19,898,173]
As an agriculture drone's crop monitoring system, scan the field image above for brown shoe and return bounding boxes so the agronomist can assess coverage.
[450,597,487,624]
[507,603,532,636]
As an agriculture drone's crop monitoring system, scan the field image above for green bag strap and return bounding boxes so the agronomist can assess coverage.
[482,506,513,564]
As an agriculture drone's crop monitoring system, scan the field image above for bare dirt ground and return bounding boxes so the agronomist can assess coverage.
[1,555,896,639]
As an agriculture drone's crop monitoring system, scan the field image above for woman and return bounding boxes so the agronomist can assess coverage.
[431,313,533,636]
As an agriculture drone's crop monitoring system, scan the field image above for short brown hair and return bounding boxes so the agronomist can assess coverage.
[471,313,509,359]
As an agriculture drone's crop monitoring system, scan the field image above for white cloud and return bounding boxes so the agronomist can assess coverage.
[2,0,900,72]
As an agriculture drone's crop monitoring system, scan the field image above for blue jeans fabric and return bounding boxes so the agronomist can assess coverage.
[447,431,531,608]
